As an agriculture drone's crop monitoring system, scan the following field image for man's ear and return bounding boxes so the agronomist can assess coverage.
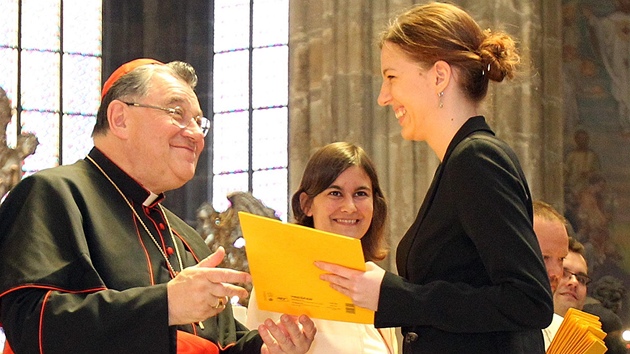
[299,192,313,217]
[433,60,452,94]
[106,100,129,139]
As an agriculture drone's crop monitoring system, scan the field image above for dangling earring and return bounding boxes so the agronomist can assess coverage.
[438,91,444,108]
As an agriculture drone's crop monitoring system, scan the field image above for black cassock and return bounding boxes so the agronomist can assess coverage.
[0,148,262,354]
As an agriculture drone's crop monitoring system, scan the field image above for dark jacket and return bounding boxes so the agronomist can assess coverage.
[0,148,263,353]
[375,116,553,353]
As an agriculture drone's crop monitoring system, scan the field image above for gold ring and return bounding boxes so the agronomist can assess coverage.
[212,296,226,309]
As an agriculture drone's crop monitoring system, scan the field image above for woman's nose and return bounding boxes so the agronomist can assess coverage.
[340,196,358,213]
[377,82,391,107]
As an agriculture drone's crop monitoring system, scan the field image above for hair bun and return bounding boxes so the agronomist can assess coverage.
[479,32,519,82]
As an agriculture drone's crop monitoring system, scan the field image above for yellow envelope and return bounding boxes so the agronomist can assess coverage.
[238,211,374,324]
[547,308,607,354]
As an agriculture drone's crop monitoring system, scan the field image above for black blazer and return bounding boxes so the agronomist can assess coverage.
[374,117,553,353]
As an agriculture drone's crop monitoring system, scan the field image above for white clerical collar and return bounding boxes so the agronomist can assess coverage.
[143,192,160,206]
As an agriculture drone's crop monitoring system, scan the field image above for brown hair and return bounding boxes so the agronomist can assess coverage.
[568,236,585,257]
[291,142,388,261]
[93,61,198,136]
[379,2,520,102]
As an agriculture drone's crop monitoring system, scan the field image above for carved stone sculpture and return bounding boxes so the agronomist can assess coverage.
[0,87,39,200]
[197,191,279,306]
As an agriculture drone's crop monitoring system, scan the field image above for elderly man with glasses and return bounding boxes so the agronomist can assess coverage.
[0,59,316,354]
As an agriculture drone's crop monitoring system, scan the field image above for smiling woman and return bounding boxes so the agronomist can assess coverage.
[313,3,553,354]
[290,142,388,262]
[246,141,397,353]
[300,165,374,240]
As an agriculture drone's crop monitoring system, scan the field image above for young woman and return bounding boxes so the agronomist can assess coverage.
[315,3,553,353]
[247,142,397,353]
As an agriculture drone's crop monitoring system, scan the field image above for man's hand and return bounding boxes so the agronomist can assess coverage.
[167,247,252,325]
[314,261,385,311]
[258,314,316,354]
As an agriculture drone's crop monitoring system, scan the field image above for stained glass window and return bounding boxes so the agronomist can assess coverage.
[0,0,101,347]
[0,0,101,177]
[0,0,291,220]
[213,0,289,220]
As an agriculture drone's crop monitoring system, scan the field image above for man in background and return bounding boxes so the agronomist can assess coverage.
[553,237,590,316]
[533,200,570,349]
[553,233,627,353]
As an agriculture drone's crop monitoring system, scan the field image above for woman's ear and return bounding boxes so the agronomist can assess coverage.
[299,192,313,217]
[106,100,129,139]
[433,60,451,93]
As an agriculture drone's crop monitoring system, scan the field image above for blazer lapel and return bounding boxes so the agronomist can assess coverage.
[396,163,444,278]
[396,116,494,280]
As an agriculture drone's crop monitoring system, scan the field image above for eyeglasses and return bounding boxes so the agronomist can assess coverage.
[562,268,591,286]
[123,101,210,137]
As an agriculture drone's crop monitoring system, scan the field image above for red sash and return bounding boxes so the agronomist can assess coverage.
[2,341,13,354]
[176,330,219,354]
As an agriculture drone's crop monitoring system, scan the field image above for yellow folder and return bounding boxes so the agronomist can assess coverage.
[238,211,374,324]
[546,308,607,354]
